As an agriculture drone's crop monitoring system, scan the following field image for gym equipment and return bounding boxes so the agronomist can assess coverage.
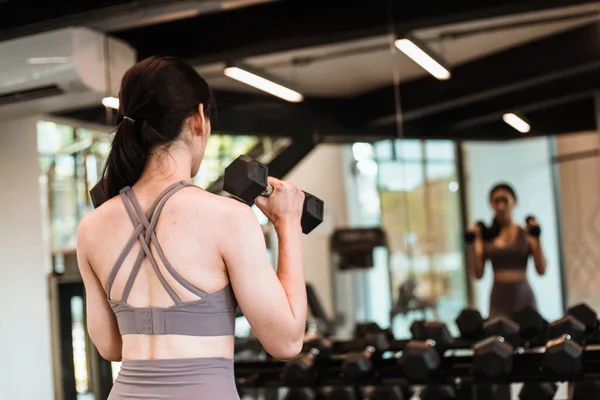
[567,302,599,335]
[342,326,390,380]
[322,387,356,400]
[463,221,487,244]
[543,334,582,378]
[364,386,404,400]
[524,215,541,237]
[548,315,585,345]
[511,308,548,347]
[398,322,453,380]
[482,317,520,347]
[284,388,316,400]
[420,386,455,400]
[573,380,600,400]
[518,382,557,400]
[281,338,332,384]
[223,155,324,234]
[90,177,109,208]
[472,336,513,379]
[455,308,484,341]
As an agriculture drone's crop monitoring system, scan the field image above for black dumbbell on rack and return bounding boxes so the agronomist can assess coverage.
[223,155,324,234]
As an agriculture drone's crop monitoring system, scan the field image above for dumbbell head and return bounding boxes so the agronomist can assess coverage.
[90,177,110,208]
[284,388,317,400]
[456,308,484,341]
[398,340,441,380]
[473,336,513,379]
[281,348,319,384]
[518,382,557,400]
[365,386,404,400]
[511,308,548,346]
[483,317,520,348]
[420,386,455,400]
[322,386,356,400]
[342,346,375,380]
[306,337,333,359]
[223,155,269,204]
[301,192,324,234]
[568,302,598,335]
[543,334,583,378]
[549,315,585,344]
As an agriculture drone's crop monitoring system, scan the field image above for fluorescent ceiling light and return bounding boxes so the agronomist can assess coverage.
[27,56,70,64]
[502,113,530,133]
[102,96,119,110]
[394,38,451,80]
[223,65,304,103]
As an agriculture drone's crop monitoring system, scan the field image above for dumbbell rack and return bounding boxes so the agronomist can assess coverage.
[235,345,600,391]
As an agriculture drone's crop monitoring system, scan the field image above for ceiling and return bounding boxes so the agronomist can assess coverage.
[2,0,600,142]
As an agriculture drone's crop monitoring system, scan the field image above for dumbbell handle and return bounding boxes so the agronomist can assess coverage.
[260,184,274,197]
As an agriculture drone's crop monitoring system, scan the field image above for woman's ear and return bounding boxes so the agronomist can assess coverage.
[190,104,207,137]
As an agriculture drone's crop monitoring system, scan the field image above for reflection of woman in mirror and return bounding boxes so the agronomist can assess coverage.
[466,183,547,319]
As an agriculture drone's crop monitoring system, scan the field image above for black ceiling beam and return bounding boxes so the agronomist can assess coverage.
[112,0,592,65]
[366,97,597,141]
[354,21,600,127]
[405,68,600,133]
[53,88,357,139]
[0,0,168,41]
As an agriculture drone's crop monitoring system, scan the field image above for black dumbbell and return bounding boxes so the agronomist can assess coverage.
[518,382,557,400]
[472,336,514,380]
[398,322,453,380]
[548,315,585,345]
[464,221,488,244]
[342,327,390,380]
[322,387,356,400]
[567,302,599,336]
[573,381,600,400]
[90,176,109,208]
[482,317,520,348]
[281,338,332,384]
[455,308,484,341]
[420,386,455,400]
[511,307,549,347]
[284,388,316,400]
[223,154,324,234]
[524,215,541,237]
[364,385,405,400]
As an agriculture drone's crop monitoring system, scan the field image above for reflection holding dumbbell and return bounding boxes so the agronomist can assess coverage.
[464,183,547,319]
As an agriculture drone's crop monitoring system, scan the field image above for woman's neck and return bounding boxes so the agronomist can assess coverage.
[135,146,193,190]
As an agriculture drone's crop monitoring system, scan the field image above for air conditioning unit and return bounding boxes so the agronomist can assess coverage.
[0,26,136,118]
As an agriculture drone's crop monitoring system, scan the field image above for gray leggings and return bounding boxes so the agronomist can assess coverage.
[489,280,537,319]
[109,357,240,400]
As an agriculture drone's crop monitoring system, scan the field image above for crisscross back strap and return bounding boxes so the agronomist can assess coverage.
[106,181,208,304]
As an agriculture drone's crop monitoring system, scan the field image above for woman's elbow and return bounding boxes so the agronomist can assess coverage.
[98,347,122,362]
[265,336,304,360]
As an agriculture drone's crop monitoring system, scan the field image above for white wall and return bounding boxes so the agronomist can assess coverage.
[0,117,54,399]
[463,138,564,323]
[285,144,350,318]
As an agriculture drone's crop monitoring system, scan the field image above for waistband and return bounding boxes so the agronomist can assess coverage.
[121,356,234,368]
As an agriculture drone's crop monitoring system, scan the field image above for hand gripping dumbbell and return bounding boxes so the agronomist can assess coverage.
[223,155,325,234]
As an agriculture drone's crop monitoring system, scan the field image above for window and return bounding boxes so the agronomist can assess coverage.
[343,139,467,338]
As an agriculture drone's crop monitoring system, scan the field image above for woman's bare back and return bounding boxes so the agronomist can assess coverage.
[84,183,239,360]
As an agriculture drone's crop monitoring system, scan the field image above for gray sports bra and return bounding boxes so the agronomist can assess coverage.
[484,226,531,272]
[107,181,238,336]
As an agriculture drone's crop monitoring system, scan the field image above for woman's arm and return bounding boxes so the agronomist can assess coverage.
[466,224,486,279]
[528,235,547,275]
[76,217,123,362]
[223,204,306,360]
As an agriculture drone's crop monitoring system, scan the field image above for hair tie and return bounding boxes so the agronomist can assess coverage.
[123,116,136,124]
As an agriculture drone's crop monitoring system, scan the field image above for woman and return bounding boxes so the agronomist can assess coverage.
[466,183,547,319]
[76,56,307,399]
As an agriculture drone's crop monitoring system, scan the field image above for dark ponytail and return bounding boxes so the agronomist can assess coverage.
[102,56,213,198]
